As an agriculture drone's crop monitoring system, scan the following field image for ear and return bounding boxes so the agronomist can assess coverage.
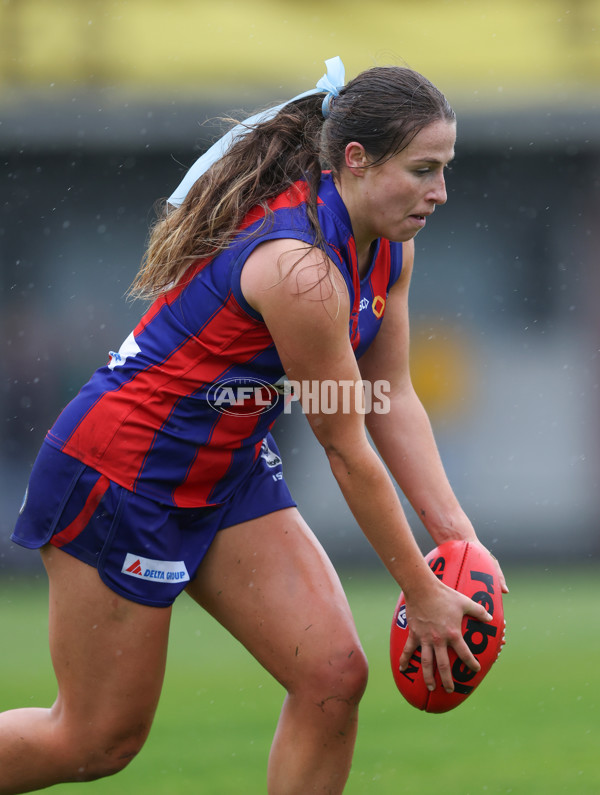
[344,142,369,176]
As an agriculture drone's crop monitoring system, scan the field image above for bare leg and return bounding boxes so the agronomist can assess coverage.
[187,508,369,795]
[0,546,171,794]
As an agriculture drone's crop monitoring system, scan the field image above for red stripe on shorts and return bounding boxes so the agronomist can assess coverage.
[50,475,110,549]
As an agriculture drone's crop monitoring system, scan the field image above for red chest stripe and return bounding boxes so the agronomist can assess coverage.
[59,295,271,501]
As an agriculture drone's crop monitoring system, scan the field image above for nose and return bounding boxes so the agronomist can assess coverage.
[427,172,448,206]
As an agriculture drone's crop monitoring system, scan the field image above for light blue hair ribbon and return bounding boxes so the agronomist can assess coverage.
[168,56,346,207]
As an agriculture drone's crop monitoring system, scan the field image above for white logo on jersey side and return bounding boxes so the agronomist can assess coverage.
[108,331,141,369]
[260,438,282,468]
[19,486,28,515]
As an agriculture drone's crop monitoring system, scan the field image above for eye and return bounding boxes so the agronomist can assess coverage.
[414,162,453,177]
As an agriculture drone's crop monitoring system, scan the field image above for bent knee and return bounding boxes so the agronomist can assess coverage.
[296,643,369,705]
[332,645,369,703]
[74,739,143,781]
[57,719,150,782]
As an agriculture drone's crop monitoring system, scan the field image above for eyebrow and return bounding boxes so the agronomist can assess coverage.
[411,154,455,165]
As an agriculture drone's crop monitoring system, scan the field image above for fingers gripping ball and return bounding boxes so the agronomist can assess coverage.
[390,540,506,713]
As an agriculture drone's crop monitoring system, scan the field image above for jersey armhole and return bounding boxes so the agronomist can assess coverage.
[390,242,404,286]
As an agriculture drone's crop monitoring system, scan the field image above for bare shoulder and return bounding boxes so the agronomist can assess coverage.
[241,238,349,321]
[240,238,355,383]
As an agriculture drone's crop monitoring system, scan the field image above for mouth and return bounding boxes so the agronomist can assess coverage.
[409,208,434,226]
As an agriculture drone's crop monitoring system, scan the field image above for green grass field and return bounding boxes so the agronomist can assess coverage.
[1,565,598,794]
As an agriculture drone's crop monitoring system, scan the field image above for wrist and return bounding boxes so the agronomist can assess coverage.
[400,560,443,601]
[425,508,477,546]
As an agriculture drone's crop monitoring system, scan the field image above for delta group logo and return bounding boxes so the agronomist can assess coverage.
[206,377,280,416]
[122,553,190,584]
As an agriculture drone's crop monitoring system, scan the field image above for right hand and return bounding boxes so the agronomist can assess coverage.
[399,579,493,693]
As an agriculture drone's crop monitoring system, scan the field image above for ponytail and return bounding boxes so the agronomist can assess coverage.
[130,96,326,300]
[130,59,454,301]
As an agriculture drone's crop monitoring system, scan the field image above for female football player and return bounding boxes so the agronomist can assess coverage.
[2,57,507,793]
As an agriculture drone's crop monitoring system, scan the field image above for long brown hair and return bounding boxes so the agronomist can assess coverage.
[130,66,455,300]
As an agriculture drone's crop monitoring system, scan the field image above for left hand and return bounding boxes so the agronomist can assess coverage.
[471,539,509,594]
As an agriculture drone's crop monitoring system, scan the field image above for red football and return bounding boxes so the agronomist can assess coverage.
[390,540,505,713]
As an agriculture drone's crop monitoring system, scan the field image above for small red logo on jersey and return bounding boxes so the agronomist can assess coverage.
[126,559,143,575]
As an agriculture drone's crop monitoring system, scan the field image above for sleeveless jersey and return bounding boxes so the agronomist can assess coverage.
[45,172,403,507]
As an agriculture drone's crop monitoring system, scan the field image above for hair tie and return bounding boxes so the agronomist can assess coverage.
[315,56,344,118]
[168,56,346,207]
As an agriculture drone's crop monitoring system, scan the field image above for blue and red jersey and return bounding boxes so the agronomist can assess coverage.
[45,172,403,508]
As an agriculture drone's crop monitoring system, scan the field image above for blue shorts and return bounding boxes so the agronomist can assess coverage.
[11,436,295,608]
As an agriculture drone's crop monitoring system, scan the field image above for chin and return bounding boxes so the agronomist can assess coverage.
[389,230,419,243]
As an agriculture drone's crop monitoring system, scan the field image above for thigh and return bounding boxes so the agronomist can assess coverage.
[186,508,364,690]
[42,545,171,737]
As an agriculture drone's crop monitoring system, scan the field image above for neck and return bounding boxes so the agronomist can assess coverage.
[333,173,376,277]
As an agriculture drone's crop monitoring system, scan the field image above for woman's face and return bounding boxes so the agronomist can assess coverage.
[348,119,457,247]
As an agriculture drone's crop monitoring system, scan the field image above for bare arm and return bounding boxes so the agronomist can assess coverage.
[240,239,493,691]
[359,240,508,587]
